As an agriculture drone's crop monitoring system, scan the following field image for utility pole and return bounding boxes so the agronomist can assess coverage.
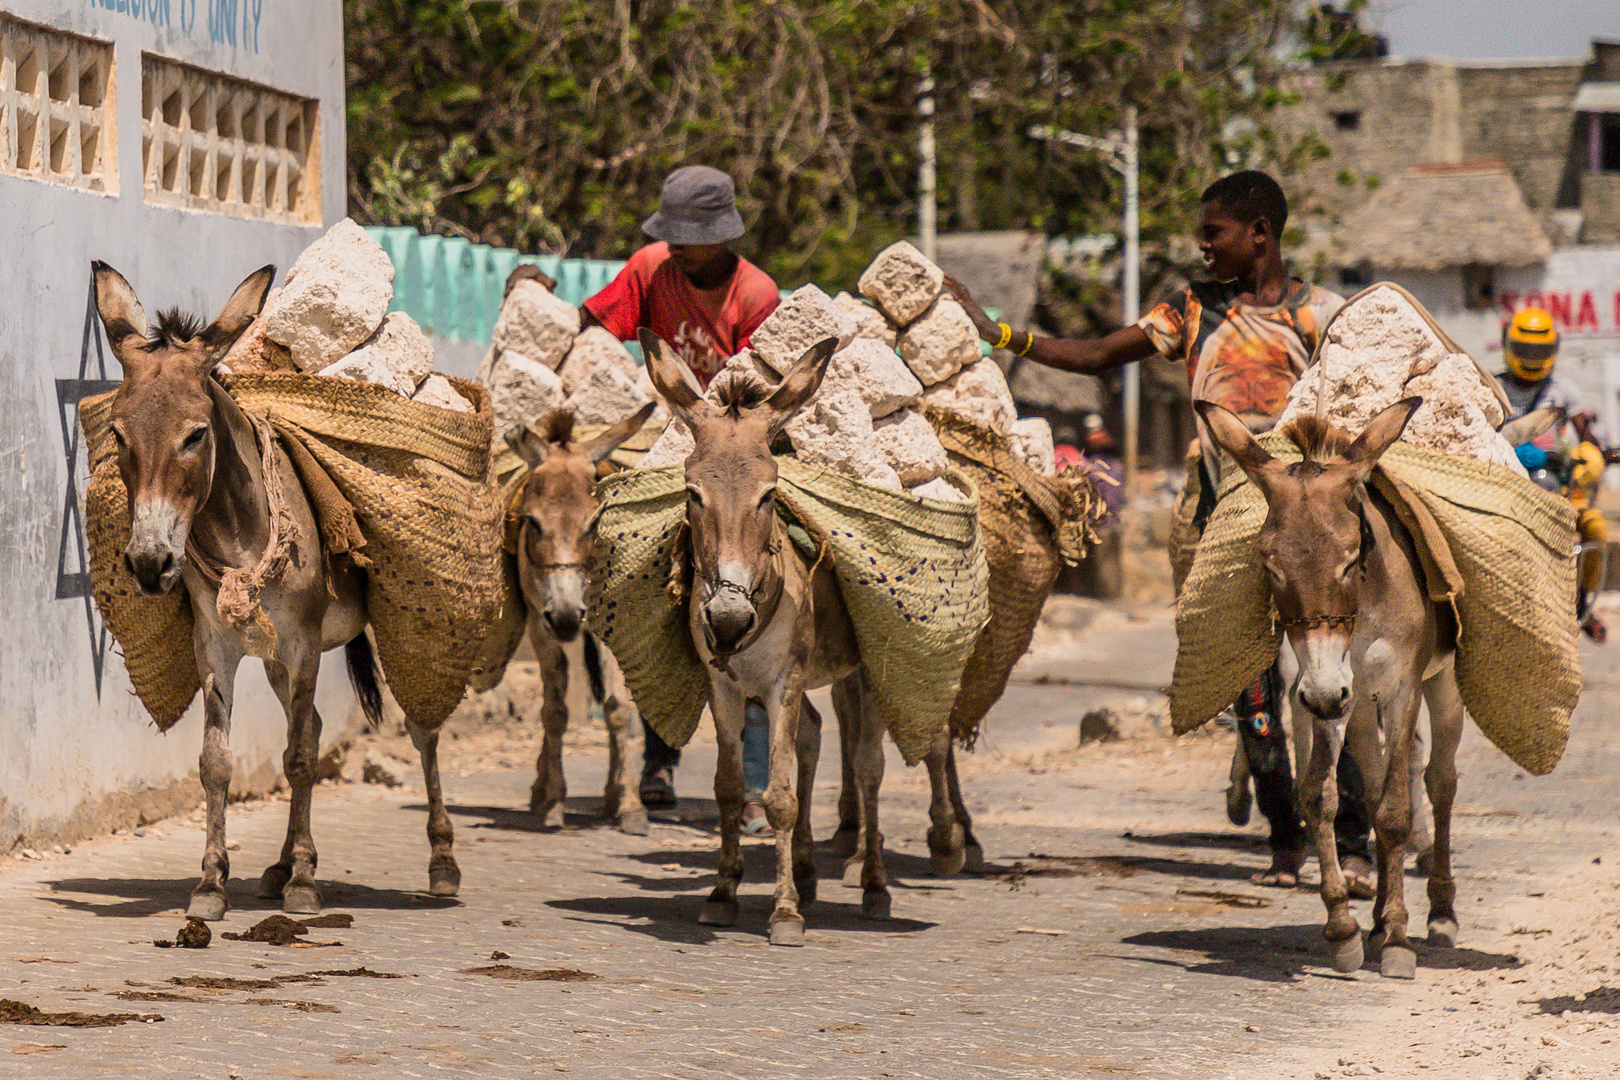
[918,68,937,261]
[1028,106,1141,491]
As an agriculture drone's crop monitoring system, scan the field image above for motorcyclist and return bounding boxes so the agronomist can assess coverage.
[1499,307,1612,641]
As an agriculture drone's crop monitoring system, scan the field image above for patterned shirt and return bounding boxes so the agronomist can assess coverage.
[1138,279,1344,431]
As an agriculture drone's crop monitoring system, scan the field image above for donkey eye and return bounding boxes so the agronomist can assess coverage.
[181,426,207,452]
[111,426,128,450]
[757,487,776,511]
[686,485,705,507]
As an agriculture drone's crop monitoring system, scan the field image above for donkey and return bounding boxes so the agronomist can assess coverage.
[505,405,656,835]
[92,262,457,919]
[1197,397,1466,979]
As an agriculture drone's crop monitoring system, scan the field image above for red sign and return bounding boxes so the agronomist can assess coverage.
[1500,290,1620,336]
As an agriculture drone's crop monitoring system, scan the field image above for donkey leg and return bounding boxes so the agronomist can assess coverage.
[602,654,648,835]
[1299,699,1360,973]
[793,696,823,906]
[189,663,240,921]
[529,630,569,828]
[765,679,807,946]
[923,728,966,877]
[262,650,326,914]
[1366,690,1419,980]
[700,687,747,927]
[829,677,860,860]
[1422,671,1465,947]
[407,718,460,897]
[945,743,984,873]
[847,674,891,919]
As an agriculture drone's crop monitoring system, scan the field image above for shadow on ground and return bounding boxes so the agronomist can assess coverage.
[1125,923,1521,982]
[43,877,458,918]
[548,893,936,946]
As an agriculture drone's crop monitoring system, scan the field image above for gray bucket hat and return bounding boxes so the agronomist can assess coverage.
[642,166,746,246]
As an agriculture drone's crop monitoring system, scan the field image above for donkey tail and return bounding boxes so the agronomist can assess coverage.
[345,632,386,732]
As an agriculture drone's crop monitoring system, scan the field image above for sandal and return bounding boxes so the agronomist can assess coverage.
[741,802,775,838]
[1342,855,1376,900]
[639,768,677,809]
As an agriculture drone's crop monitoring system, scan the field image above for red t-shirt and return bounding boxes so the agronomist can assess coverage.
[583,242,780,387]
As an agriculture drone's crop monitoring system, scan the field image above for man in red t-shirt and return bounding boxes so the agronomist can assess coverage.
[582,165,780,388]
[581,165,782,822]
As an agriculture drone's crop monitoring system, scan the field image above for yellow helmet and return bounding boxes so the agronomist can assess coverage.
[1504,307,1558,381]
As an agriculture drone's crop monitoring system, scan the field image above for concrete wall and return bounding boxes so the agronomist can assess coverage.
[1585,174,1620,244]
[0,0,349,847]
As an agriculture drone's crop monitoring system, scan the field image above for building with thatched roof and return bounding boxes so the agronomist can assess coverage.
[1334,164,1553,273]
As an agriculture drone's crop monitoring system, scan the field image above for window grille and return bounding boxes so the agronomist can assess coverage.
[141,55,318,223]
[0,16,114,193]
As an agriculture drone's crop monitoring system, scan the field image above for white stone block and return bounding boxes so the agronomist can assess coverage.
[343,311,435,387]
[872,408,948,485]
[858,240,944,327]
[834,291,898,348]
[412,373,473,414]
[1009,417,1056,477]
[264,219,395,372]
[921,358,1016,433]
[218,295,294,376]
[563,358,652,426]
[749,284,856,375]
[319,350,415,398]
[490,350,566,436]
[825,338,921,419]
[493,279,579,370]
[910,476,968,503]
[639,419,694,469]
[557,326,638,394]
[784,384,900,490]
[898,297,981,386]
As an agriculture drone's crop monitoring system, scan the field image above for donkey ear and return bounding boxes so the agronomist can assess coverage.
[91,261,150,368]
[1499,405,1564,446]
[1193,399,1275,485]
[197,265,276,369]
[1345,396,1421,472]
[505,426,548,469]
[581,401,656,465]
[640,329,704,421]
[761,337,837,434]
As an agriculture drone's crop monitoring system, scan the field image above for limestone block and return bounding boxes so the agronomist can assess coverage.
[1404,352,1522,472]
[858,240,945,327]
[492,279,579,370]
[319,350,415,398]
[558,326,638,394]
[872,408,948,485]
[749,284,856,375]
[784,385,902,490]
[490,351,566,435]
[1009,417,1056,477]
[921,358,1016,433]
[263,219,396,372]
[826,338,921,419]
[910,476,967,503]
[218,296,295,376]
[412,373,473,414]
[639,419,694,469]
[898,297,981,386]
[564,358,651,426]
[344,311,434,387]
[709,349,781,395]
[834,291,898,349]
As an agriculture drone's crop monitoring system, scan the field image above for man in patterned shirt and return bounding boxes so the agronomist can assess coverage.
[948,170,1372,894]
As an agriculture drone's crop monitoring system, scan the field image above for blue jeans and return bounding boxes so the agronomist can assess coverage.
[743,702,770,803]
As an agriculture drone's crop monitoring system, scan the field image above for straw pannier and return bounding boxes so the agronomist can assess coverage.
[1170,433,1579,776]
[589,459,990,765]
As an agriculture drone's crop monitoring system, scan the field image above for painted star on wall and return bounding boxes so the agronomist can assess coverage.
[56,275,122,696]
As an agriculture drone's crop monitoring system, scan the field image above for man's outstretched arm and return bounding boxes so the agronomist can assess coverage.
[944,276,1157,376]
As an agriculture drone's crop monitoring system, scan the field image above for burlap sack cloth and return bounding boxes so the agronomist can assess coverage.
[1170,432,1579,776]
[928,411,1104,746]
[80,373,505,730]
[588,459,990,766]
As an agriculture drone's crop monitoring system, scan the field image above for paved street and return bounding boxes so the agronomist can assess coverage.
[4,602,1620,1079]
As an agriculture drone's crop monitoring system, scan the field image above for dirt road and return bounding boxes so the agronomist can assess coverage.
[2,599,1617,1078]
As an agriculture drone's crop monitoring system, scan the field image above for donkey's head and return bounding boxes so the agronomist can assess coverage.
[92,262,274,594]
[641,329,837,657]
[509,404,655,642]
[1196,397,1421,721]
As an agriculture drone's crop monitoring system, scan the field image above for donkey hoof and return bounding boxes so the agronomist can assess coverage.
[617,809,650,836]
[282,884,321,915]
[1329,933,1365,974]
[929,848,966,878]
[963,843,986,874]
[827,824,859,859]
[698,899,739,927]
[841,859,864,889]
[795,874,818,906]
[1368,928,1387,957]
[428,864,462,897]
[768,917,806,947]
[540,804,566,829]
[258,863,291,900]
[186,890,228,922]
[1427,918,1459,949]
[1380,944,1417,980]
[861,889,892,920]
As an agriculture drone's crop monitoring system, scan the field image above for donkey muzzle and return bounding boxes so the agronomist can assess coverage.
[702,584,757,656]
[542,604,584,643]
[125,500,188,595]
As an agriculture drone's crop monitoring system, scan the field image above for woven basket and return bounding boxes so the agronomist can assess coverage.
[1171,434,1578,776]
[589,458,990,766]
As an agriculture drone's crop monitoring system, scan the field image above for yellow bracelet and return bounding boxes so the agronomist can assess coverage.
[1017,330,1037,357]
[994,323,1013,350]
